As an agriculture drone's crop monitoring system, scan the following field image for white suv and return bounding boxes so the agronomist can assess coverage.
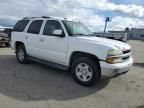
[11,16,133,86]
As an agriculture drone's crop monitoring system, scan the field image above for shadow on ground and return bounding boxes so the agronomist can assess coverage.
[133,63,144,68]
[137,105,144,108]
[0,55,110,101]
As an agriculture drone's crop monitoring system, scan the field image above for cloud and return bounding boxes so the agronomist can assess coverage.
[0,0,144,31]
[108,16,144,30]
[0,25,4,28]
[62,0,144,18]
[96,3,144,17]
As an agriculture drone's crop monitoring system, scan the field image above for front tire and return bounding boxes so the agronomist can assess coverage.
[16,44,28,64]
[71,57,100,87]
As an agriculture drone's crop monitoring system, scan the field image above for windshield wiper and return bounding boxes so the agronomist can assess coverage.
[73,33,86,36]
[88,34,96,36]
[72,33,96,37]
[87,34,102,37]
[72,34,90,37]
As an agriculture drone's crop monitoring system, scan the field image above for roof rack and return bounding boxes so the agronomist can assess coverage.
[22,17,40,19]
[42,16,51,18]
[22,16,51,20]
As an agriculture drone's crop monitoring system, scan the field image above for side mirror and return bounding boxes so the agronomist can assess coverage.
[53,29,65,37]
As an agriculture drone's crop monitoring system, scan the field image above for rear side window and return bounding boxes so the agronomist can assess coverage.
[13,20,29,32]
[27,20,43,34]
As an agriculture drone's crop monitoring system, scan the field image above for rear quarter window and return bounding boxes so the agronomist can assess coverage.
[13,20,29,32]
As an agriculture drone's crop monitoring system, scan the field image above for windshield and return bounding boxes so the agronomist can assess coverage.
[63,20,94,36]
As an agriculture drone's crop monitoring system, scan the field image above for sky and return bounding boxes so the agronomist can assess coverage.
[0,0,144,32]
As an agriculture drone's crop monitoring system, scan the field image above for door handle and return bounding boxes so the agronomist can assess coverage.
[25,36,28,39]
[40,38,44,42]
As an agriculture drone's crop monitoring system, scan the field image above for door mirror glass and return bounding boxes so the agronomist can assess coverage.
[53,29,62,35]
[53,29,64,37]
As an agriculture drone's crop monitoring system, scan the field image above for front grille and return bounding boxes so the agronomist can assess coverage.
[121,49,131,62]
[123,50,131,54]
[123,56,130,60]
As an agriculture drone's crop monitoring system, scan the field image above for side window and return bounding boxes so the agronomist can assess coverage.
[13,20,29,32]
[27,20,43,34]
[43,20,64,36]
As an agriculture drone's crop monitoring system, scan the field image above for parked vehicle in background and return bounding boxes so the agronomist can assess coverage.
[94,31,128,42]
[0,28,12,46]
[11,16,133,86]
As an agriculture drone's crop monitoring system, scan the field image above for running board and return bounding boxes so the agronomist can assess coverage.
[27,56,69,70]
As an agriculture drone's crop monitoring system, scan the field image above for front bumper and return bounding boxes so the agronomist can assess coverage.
[100,57,133,78]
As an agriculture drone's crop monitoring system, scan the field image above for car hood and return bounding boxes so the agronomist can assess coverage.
[76,36,131,50]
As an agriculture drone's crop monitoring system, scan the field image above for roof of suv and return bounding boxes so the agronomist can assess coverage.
[22,16,68,21]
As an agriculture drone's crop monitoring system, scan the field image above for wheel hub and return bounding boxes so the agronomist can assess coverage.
[75,63,93,82]
[18,49,24,62]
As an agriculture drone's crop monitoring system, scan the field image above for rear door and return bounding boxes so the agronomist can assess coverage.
[25,20,43,58]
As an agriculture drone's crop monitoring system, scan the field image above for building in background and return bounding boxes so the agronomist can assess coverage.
[129,28,144,40]
[94,28,144,41]
[94,29,129,42]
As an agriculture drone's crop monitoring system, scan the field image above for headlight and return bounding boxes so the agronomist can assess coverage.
[106,57,123,64]
[106,50,123,64]
[107,50,123,57]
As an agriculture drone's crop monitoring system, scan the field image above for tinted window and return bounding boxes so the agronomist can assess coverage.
[27,20,43,34]
[13,20,29,32]
[43,20,63,36]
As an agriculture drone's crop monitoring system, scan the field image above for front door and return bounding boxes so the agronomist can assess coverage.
[40,20,68,64]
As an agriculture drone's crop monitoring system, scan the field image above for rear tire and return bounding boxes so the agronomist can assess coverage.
[71,57,100,87]
[5,43,9,47]
[16,44,29,64]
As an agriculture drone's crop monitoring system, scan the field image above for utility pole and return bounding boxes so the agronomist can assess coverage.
[103,17,111,36]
